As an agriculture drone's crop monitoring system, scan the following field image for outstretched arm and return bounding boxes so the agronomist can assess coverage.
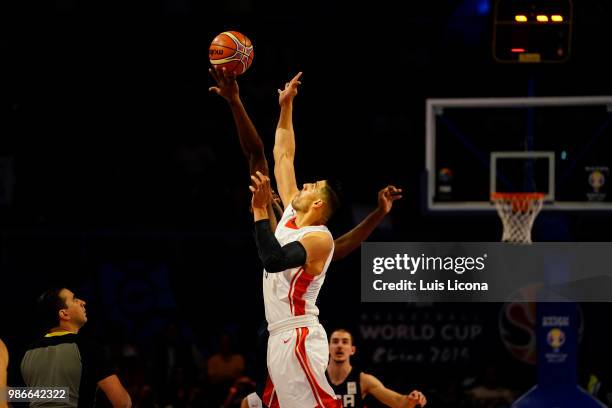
[209,67,279,229]
[361,372,427,408]
[209,67,268,175]
[273,72,302,208]
[333,186,402,261]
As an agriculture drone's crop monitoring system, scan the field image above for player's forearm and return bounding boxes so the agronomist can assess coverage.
[228,98,266,162]
[394,394,421,408]
[333,207,387,261]
[254,219,307,272]
[110,393,132,408]
[273,103,296,159]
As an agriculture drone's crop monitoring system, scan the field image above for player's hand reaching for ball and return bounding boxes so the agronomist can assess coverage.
[278,72,302,106]
[209,66,239,103]
[407,390,427,407]
[249,171,272,210]
[377,185,403,214]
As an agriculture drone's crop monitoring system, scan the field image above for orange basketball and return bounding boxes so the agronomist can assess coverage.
[209,31,254,75]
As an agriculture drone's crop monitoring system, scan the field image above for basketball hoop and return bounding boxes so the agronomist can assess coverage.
[491,192,545,244]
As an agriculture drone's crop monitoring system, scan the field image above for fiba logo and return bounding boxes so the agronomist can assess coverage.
[438,168,453,183]
[589,170,605,193]
[547,328,566,351]
[438,168,453,194]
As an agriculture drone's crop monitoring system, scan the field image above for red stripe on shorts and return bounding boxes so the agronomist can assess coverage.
[294,327,341,408]
[262,375,279,408]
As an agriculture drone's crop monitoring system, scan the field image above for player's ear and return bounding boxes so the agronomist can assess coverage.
[312,199,323,208]
[351,346,356,355]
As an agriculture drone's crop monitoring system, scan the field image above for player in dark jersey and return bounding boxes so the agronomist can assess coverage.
[327,329,427,408]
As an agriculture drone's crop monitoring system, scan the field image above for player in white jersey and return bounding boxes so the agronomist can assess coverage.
[209,67,404,408]
[251,173,339,408]
[248,71,342,408]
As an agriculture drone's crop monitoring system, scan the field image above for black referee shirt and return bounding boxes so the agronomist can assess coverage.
[21,332,115,408]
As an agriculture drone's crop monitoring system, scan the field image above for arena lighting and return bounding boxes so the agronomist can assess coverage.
[493,0,572,63]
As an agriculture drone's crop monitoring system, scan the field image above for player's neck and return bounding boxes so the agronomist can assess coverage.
[295,210,322,228]
[327,360,352,384]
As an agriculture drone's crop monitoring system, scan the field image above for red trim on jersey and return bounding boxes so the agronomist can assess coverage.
[294,328,341,408]
[289,268,314,316]
[288,268,301,315]
[285,217,300,229]
[262,376,279,408]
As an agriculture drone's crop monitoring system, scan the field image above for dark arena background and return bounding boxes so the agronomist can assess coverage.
[2,0,612,407]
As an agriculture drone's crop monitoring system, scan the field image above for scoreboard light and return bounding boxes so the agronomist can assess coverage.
[493,0,572,63]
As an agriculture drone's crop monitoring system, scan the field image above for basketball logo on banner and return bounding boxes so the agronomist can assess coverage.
[499,285,583,365]
[547,328,566,351]
[586,166,608,201]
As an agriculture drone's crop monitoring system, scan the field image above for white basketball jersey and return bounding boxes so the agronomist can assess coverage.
[263,203,334,325]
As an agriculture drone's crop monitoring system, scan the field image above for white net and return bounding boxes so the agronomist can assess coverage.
[491,193,545,244]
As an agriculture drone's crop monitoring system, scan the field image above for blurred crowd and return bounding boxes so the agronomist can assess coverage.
[99,322,526,408]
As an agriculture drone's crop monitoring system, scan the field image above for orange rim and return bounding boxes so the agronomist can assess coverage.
[490,192,546,201]
[491,192,545,213]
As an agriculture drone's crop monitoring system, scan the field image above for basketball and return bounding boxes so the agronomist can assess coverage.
[209,31,254,75]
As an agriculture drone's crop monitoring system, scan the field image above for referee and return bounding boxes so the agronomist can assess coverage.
[21,287,131,408]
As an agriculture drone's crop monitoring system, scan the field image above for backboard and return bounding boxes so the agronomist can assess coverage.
[426,96,612,211]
